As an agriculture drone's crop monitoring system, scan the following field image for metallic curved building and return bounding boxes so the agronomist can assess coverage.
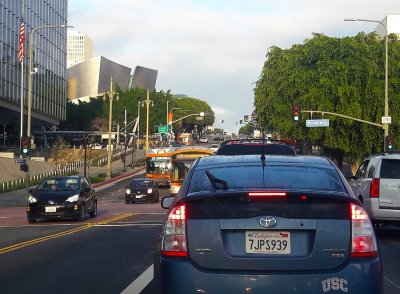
[0,0,68,132]
[67,56,131,103]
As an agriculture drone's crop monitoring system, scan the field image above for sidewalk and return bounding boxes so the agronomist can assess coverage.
[0,149,146,184]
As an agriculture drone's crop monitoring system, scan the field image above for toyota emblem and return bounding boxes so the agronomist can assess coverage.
[48,200,54,205]
[259,216,277,228]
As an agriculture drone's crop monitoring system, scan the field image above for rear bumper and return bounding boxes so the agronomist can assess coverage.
[365,199,400,221]
[155,256,382,294]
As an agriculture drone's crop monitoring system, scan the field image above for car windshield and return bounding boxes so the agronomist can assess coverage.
[188,165,345,194]
[216,144,296,155]
[37,178,79,191]
[130,180,152,187]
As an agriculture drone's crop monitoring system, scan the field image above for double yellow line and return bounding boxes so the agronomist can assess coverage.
[0,213,133,255]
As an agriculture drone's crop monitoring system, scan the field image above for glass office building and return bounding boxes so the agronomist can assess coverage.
[0,0,68,137]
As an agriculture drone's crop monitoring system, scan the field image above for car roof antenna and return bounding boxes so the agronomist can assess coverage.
[260,153,266,162]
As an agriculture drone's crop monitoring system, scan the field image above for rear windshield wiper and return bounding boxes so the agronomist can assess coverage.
[205,170,228,191]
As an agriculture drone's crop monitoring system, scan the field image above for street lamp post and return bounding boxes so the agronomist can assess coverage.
[25,23,71,199]
[103,77,119,180]
[27,24,72,139]
[144,90,154,153]
[345,18,389,137]
[168,107,181,142]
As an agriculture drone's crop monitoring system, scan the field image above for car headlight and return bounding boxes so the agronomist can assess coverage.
[28,195,37,203]
[126,189,131,195]
[66,194,79,203]
[171,185,180,193]
[147,188,153,194]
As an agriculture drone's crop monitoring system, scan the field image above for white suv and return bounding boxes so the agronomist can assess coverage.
[350,153,400,226]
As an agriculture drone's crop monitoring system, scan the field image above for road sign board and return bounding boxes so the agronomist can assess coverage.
[382,116,392,124]
[15,159,26,164]
[158,125,169,134]
[306,119,330,128]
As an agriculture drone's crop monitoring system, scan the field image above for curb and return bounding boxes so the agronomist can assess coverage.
[92,167,145,188]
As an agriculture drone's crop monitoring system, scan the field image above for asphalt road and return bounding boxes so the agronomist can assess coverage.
[0,170,400,293]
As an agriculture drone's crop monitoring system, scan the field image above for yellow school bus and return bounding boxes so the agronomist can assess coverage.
[177,133,194,146]
[145,148,174,186]
[170,146,214,195]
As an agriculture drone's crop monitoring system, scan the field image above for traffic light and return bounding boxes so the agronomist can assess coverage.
[385,135,394,152]
[20,163,28,172]
[292,104,301,122]
[21,136,30,155]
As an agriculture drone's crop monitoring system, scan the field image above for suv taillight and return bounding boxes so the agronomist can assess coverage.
[370,178,380,198]
[161,204,187,257]
[351,203,378,258]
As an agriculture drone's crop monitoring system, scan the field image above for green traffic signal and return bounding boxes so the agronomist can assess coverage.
[385,135,394,152]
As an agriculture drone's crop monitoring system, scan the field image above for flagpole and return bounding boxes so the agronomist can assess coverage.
[19,0,25,159]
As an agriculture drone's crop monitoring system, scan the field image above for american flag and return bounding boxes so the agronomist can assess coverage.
[18,21,25,63]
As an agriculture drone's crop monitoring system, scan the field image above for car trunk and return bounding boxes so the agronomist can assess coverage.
[185,192,351,271]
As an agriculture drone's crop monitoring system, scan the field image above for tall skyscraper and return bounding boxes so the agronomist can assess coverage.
[67,29,93,68]
[0,0,68,139]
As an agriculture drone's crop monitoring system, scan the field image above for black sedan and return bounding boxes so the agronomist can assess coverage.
[26,176,97,223]
[125,178,159,204]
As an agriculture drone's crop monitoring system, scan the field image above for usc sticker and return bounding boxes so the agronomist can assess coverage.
[322,277,348,292]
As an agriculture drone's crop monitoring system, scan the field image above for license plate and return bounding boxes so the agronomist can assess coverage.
[245,231,291,254]
[45,206,56,213]
[136,195,144,199]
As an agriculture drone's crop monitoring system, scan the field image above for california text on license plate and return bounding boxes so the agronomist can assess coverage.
[245,231,291,254]
[45,206,56,213]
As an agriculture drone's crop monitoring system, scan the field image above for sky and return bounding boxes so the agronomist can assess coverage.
[68,0,399,134]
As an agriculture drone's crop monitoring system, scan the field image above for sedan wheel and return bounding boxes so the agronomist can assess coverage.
[77,205,85,221]
[89,201,97,218]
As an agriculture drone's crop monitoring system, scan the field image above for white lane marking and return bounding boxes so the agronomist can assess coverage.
[384,276,400,290]
[121,264,153,294]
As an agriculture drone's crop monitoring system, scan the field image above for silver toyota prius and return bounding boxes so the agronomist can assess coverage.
[154,155,382,294]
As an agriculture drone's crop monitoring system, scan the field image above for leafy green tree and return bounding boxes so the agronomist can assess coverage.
[62,88,215,139]
[255,32,400,163]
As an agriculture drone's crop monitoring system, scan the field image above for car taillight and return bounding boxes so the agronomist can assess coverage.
[248,191,287,200]
[351,203,378,258]
[161,204,187,257]
[370,178,380,198]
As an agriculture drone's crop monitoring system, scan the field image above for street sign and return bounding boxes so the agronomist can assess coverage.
[382,116,392,124]
[15,159,26,164]
[158,125,169,134]
[306,119,330,128]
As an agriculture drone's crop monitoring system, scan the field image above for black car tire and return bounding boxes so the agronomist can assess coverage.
[77,205,85,221]
[125,198,130,204]
[89,201,97,218]
[28,218,36,223]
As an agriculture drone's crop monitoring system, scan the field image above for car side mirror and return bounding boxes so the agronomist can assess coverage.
[161,196,175,209]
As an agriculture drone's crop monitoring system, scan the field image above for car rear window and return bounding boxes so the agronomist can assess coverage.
[188,165,345,194]
[380,159,400,179]
[216,144,295,155]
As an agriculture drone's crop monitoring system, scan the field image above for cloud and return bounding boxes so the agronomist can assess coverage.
[68,0,400,134]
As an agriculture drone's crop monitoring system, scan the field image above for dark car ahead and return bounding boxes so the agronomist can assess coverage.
[125,178,159,204]
[216,139,296,155]
[27,176,97,223]
[154,155,382,294]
